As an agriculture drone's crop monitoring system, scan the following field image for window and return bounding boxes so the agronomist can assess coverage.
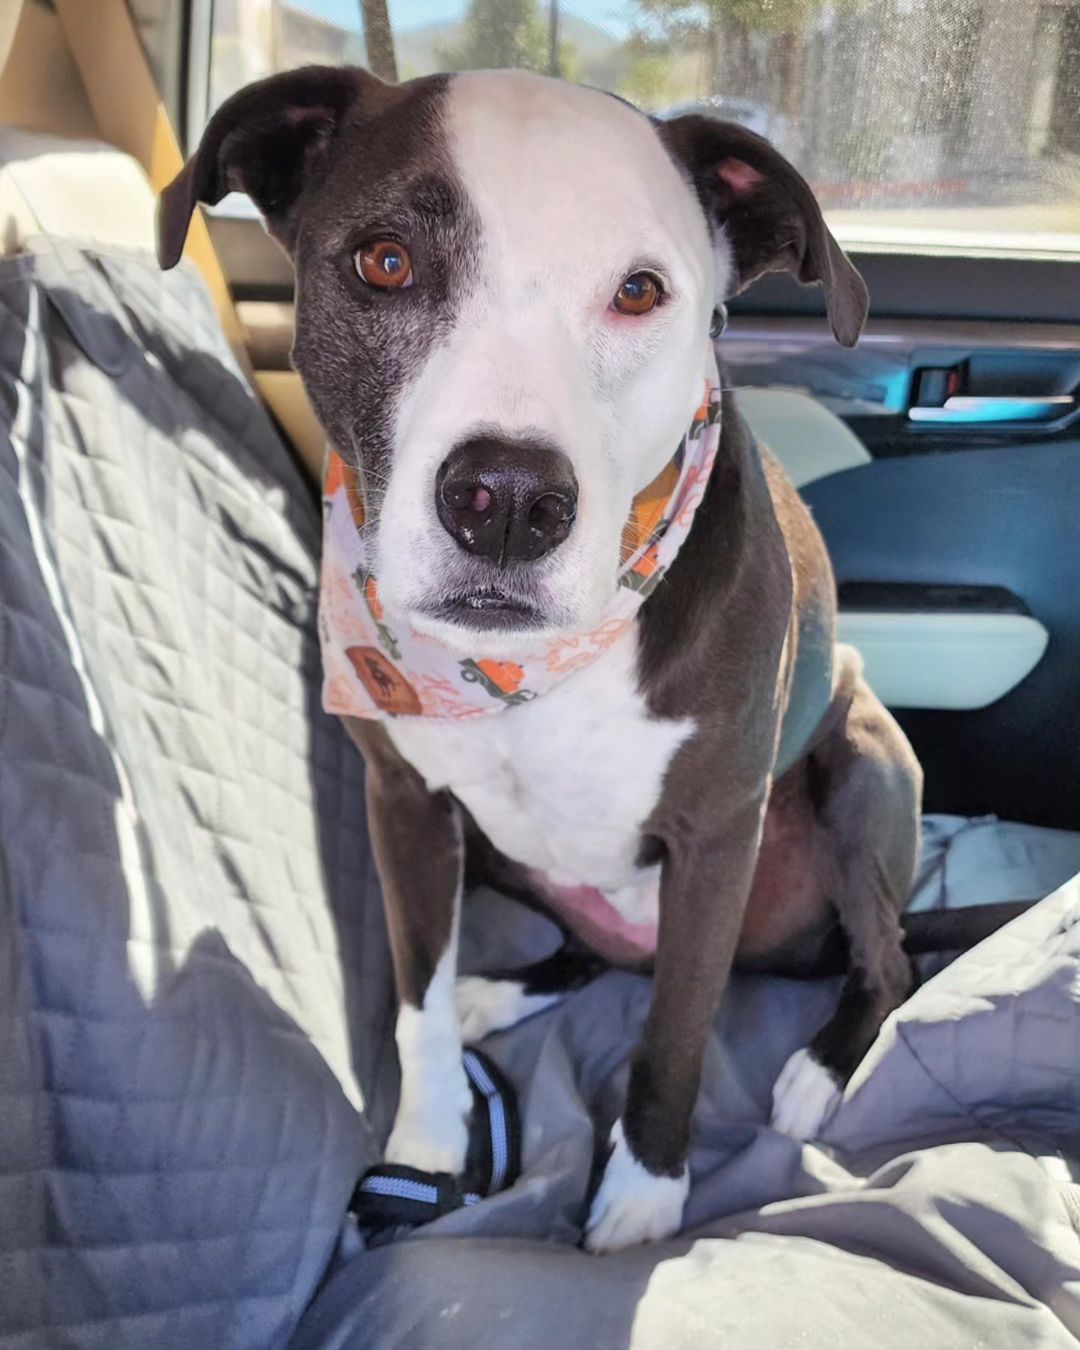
[205,0,1080,255]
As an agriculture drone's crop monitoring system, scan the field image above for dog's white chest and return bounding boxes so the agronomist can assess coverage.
[388,629,693,903]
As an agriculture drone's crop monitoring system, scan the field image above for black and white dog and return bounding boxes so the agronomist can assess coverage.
[161,68,925,1252]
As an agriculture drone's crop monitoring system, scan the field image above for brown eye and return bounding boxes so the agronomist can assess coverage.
[355,240,413,289]
[614,272,662,316]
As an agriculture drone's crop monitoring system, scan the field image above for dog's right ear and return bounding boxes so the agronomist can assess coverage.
[158,65,393,269]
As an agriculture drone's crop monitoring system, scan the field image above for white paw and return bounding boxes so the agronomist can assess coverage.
[384,1092,471,1174]
[455,975,560,1043]
[387,950,472,1174]
[770,1048,842,1141]
[584,1120,689,1254]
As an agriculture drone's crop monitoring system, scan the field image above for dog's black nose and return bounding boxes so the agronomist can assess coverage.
[436,437,577,565]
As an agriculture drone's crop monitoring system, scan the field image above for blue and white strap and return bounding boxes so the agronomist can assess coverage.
[350,1048,521,1230]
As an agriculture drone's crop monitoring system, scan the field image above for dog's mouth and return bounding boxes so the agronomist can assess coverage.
[421,587,546,633]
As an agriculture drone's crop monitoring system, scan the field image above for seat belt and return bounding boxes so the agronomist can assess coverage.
[54,0,335,481]
[53,0,251,377]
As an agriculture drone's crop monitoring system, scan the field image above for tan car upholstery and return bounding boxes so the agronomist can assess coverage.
[0,126,158,256]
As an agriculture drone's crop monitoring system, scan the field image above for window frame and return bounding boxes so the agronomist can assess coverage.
[182,0,213,164]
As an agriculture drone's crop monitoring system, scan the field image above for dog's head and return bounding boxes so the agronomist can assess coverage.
[161,69,866,655]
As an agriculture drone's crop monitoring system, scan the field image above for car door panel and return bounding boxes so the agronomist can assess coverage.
[805,440,1078,830]
[724,315,1079,830]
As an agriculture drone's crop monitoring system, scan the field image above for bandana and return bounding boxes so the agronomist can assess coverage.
[319,353,723,721]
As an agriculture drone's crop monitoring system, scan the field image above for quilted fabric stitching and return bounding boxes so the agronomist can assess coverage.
[0,248,388,1350]
[883,887,1080,1153]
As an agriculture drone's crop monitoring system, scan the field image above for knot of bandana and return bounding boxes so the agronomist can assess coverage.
[319,356,723,721]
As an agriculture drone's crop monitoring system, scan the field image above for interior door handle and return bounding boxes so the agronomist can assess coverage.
[909,394,1077,424]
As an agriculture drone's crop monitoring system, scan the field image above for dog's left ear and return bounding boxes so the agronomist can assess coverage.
[660,115,868,347]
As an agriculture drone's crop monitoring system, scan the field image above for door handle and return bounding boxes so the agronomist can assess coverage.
[909,394,1077,424]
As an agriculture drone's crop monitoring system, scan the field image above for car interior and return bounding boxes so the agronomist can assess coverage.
[1,1,1078,1347]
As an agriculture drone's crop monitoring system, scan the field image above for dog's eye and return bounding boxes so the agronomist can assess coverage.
[613,272,662,316]
[355,241,413,289]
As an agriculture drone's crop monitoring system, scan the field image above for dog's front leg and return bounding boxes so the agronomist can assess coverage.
[345,719,472,1175]
[585,803,765,1253]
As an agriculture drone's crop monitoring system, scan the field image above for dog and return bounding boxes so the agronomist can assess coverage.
[160,67,923,1253]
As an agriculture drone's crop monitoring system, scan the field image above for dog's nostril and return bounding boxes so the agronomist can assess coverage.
[528,493,574,534]
[442,480,491,514]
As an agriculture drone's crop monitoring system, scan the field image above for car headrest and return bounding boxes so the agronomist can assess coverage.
[0,124,157,257]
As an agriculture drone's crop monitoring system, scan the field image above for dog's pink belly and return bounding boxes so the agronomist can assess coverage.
[527,871,658,967]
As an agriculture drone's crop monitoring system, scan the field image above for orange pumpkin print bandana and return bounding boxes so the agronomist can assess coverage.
[320,359,723,720]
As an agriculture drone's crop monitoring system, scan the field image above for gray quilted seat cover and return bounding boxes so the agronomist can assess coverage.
[0,244,390,1349]
[2,242,1079,1350]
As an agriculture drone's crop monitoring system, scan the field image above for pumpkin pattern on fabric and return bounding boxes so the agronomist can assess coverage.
[345,646,422,716]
